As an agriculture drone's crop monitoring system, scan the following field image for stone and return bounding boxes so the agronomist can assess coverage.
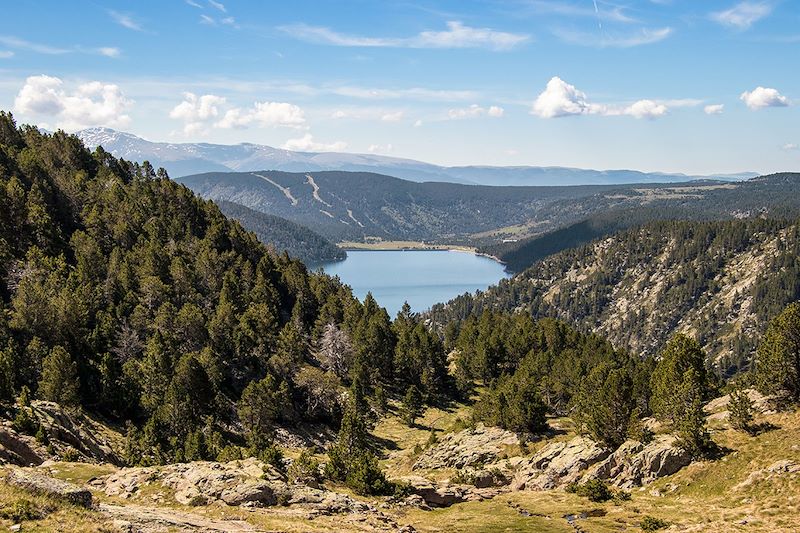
[583,435,691,488]
[413,424,519,470]
[6,469,93,508]
[511,437,609,491]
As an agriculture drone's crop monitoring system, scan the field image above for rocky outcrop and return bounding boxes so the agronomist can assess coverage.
[397,475,508,508]
[0,401,121,466]
[510,435,691,491]
[93,458,373,514]
[582,435,691,488]
[705,388,776,419]
[734,460,800,491]
[412,424,519,471]
[511,437,609,491]
[6,468,93,508]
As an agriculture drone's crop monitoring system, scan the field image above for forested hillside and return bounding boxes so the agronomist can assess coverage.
[432,218,800,375]
[483,174,800,272]
[0,113,451,468]
[176,170,669,243]
[216,200,345,265]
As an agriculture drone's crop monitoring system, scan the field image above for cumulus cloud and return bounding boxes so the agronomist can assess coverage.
[170,93,306,134]
[217,101,306,129]
[278,21,530,51]
[704,104,725,115]
[97,47,121,58]
[740,86,789,109]
[447,104,504,119]
[13,75,132,130]
[531,77,669,119]
[711,1,772,30]
[282,133,347,152]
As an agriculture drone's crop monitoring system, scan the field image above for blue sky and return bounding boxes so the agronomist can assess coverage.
[1,0,798,174]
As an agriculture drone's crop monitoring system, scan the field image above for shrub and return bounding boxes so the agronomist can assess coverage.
[61,447,80,462]
[640,515,669,531]
[344,453,392,496]
[566,479,613,502]
[188,495,208,506]
[0,498,43,521]
[728,388,754,433]
[12,407,37,435]
[216,444,245,462]
[288,448,321,485]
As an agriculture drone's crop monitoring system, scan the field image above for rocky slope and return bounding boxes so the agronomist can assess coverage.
[432,218,800,373]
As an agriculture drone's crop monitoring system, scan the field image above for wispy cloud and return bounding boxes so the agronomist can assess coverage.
[447,104,504,119]
[520,0,637,24]
[332,85,478,102]
[554,26,672,47]
[208,0,226,12]
[0,36,69,54]
[279,21,530,51]
[704,104,725,115]
[710,1,772,30]
[0,36,119,57]
[185,0,203,8]
[781,143,798,151]
[109,10,144,32]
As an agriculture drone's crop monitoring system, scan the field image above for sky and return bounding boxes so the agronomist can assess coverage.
[1,0,798,175]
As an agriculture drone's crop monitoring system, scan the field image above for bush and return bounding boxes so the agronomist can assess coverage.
[728,388,754,433]
[257,443,285,474]
[288,448,321,485]
[61,447,80,462]
[344,453,392,496]
[0,498,44,521]
[12,407,37,435]
[566,479,613,502]
[640,515,669,531]
[188,495,208,506]
[216,444,245,462]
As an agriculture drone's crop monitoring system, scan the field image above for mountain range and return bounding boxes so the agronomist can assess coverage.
[77,127,757,187]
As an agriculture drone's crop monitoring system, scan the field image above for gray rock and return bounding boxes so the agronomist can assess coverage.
[512,437,609,491]
[413,424,519,471]
[583,435,691,488]
[6,469,93,508]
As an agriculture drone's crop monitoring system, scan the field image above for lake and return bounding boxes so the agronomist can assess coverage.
[321,250,509,316]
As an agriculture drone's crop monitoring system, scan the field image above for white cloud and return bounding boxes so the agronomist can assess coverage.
[704,104,725,115]
[368,144,393,153]
[414,119,423,127]
[0,36,69,54]
[711,2,772,30]
[554,27,672,47]
[109,10,143,32]
[524,1,637,23]
[447,104,504,119]
[531,77,602,118]
[208,0,226,12]
[623,99,667,119]
[14,75,133,130]
[380,111,404,122]
[217,101,306,129]
[331,110,348,119]
[282,133,347,152]
[200,14,215,25]
[170,93,306,134]
[531,77,670,119]
[0,51,13,58]
[333,86,477,102]
[279,21,530,51]
[782,143,798,151]
[97,47,121,58]
[186,0,203,8]
[740,86,789,109]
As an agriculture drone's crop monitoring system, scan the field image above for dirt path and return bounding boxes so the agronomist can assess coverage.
[252,173,298,206]
[100,503,269,532]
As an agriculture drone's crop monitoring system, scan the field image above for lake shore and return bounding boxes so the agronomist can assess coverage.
[337,241,505,264]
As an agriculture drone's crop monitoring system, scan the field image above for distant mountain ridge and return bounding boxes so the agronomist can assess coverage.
[77,127,758,186]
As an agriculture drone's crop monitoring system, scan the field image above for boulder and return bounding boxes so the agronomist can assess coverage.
[582,435,691,488]
[6,468,93,508]
[399,476,468,507]
[511,437,609,491]
[413,424,519,470]
[704,389,774,416]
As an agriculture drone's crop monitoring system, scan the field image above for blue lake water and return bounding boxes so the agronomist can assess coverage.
[321,250,509,316]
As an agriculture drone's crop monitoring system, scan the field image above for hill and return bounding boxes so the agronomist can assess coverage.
[176,170,641,243]
[77,127,756,186]
[215,200,345,265]
[483,173,800,271]
[431,218,800,374]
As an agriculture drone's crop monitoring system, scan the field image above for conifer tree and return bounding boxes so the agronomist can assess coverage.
[38,345,80,408]
[401,385,423,426]
[755,302,800,400]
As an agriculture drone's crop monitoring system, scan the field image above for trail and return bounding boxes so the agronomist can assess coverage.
[251,173,298,206]
[305,174,332,207]
[100,503,265,532]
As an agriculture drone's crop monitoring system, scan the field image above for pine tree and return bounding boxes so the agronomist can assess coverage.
[755,303,800,400]
[728,387,754,433]
[401,385,424,426]
[650,334,710,422]
[673,368,711,457]
[38,345,80,408]
[574,363,636,449]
